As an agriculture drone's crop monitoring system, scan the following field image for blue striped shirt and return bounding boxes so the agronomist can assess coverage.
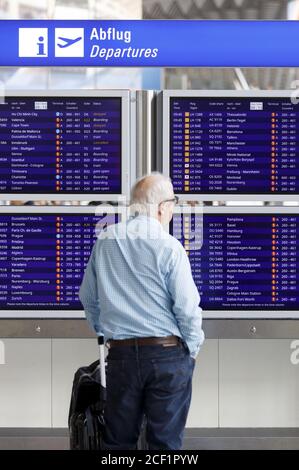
[79,215,204,358]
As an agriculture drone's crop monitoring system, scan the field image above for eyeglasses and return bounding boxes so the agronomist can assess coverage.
[159,195,179,206]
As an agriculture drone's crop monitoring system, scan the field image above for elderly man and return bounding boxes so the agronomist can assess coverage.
[79,173,204,450]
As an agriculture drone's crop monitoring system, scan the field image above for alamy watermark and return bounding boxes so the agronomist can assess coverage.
[291,81,299,105]
[0,341,5,365]
[94,202,204,250]
[290,340,299,365]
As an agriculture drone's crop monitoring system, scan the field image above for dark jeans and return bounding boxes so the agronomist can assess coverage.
[103,342,195,450]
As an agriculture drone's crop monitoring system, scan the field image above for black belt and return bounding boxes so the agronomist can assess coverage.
[108,335,181,348]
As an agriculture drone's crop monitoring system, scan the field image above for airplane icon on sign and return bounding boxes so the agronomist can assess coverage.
[57,36,82,48]
[55,28,84,57]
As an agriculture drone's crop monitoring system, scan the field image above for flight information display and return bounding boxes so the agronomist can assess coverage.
[0,213,119,310]
[0,96,121,194]
[171,213,299,311]
[170,97,299,194]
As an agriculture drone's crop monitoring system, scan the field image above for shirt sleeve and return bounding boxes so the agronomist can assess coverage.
[166,243,205,358]
[79,242,103,336]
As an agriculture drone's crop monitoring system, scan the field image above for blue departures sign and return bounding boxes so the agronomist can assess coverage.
[0,20,299,67]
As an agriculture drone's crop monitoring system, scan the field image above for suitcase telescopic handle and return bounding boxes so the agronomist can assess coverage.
[97,336,106,389]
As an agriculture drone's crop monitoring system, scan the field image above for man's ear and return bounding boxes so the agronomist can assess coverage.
[158,202,164,216]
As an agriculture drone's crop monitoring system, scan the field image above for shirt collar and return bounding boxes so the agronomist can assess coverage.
[130,214,162,228]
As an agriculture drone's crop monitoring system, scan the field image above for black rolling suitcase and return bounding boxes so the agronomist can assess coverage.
[68,336,107,450]
[68,336,147,450]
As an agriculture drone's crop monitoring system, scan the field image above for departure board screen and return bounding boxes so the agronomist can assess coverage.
[170,97,299,194]
[0,97,121,194]
[171,213,299,310]
[0,213,119,310]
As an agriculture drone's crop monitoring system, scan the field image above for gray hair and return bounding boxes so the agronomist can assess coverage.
[130,172,174,216]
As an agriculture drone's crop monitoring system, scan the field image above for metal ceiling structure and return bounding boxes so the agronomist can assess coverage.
[143,0,297,90]
[143,0,288,20]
